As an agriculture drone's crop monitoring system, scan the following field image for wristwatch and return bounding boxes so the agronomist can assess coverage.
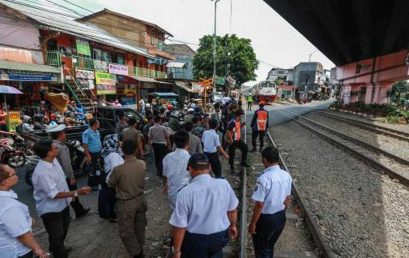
[73,190,78,197]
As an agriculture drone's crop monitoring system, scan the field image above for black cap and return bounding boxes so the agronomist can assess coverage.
[188,153,209,167]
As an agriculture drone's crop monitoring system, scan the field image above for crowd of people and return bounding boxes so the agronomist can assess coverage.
[0,96,293,258]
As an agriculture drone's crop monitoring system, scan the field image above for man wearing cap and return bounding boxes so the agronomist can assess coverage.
[48,124,90,219]
[169,153,239,258]
[250,101,269,152]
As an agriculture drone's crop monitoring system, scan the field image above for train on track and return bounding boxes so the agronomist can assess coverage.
[252,80,277,103]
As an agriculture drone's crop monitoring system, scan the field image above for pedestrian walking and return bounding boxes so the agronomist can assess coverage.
[49,125,90,219]
[139,97,146,116]
[248,146,292,258]
[184,121,202,155]
[0,164,49,258]
[162,130,191,210]
[82,118,103,190]
[32,139,91,258]
[108,139,147,258]
[99,134,124,222]
[191,116,206,140]
[247,94,253,111]
[202,119,229,178]
[250,101,269,152]
[123,117,144,157]
[228,111,249,173]
[169,153,239,258]
[148,116,171,177]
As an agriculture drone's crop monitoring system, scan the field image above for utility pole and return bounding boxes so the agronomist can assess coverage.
[212,0,220,95]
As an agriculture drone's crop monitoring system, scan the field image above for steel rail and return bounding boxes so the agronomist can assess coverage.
[239,112,248,258]
[267,131,335,258]
[285,110,409,166]
[318,110,409,141]
[279,110,409,188]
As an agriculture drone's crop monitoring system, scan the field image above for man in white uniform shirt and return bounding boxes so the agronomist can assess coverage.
[32,139,91,258]
[0,164,48,258]
[162,130,191,210]
[169,153,238,258]
[248,146,292,258]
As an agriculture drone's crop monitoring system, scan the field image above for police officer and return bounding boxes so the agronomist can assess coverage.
[48,124,90,219]
[169,153,238,258]
[250,101,269,152]
[248,146,292,258]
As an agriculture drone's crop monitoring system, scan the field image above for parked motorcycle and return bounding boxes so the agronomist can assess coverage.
[0,137,26,168]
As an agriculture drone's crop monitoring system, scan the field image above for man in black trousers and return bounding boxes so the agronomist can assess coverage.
[248,146,292,257]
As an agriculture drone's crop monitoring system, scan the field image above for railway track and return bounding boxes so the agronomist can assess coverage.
[317,110,409,142]
[279,109,409,188]
[236,114,334,258]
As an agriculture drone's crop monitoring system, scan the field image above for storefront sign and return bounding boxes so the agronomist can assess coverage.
[75,69,94,80]
[192,83,202,93]
[0,69,58,81]
[76,38,91,56]
[96,84,116,95]
[77,79,95,89]
[93,60,109,72]
[95,72,115,85]
[108,63,128,76]
[7,111,21,132]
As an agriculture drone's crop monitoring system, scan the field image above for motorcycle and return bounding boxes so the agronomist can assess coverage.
[0,136,26,168]
[24,139,87,187]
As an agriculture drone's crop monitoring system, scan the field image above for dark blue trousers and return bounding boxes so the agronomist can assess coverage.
[181,229,229,258]
[251,210,286,258]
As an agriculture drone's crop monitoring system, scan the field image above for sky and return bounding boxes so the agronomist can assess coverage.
[47,0,335,84]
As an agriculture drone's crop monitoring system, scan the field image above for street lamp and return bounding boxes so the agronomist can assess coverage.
[305,50,317,92]
[212,0,221,94]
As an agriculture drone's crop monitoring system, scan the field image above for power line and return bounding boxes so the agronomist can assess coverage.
[43,0,87,17]
[62,0,93,14]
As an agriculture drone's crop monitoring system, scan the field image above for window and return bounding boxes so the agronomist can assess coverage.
[112,53,125,64]
[93,48,102,60]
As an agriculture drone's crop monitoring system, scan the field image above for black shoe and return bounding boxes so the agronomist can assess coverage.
[134,250,144,258]
[76,208,90,219]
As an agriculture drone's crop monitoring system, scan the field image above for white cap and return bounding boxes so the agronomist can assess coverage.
[46,124,66,133]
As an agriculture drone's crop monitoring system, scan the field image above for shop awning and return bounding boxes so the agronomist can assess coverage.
[166,62,186,68]
[175,81,193,92]
[0,60,61,73]
[133,76,173,85]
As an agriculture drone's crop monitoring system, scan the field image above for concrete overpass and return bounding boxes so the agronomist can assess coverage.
[264,0,409,104]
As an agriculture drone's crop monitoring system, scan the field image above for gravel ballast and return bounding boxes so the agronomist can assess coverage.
[272,121,409,258]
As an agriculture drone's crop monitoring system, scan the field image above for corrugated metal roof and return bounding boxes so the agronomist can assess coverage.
[0,60,61,73]
[0,0,154,59]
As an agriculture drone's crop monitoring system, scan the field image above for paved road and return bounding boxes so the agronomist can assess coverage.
[14,99,333,233]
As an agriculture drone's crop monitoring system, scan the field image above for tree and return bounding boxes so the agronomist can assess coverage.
[193,34,258,89]
[387,80,409,108]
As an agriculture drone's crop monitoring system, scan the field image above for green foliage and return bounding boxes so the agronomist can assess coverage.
[387,81,409,109]
[193,34,259,88]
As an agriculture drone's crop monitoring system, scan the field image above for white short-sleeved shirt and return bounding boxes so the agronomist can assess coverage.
[169,174,239,234]
[252,165,292,215]
[32,159,71,216]
[202,129,221,153]
[0,190,32,257]
[162,149,191,210]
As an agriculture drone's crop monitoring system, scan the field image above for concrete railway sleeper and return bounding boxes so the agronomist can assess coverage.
[279,110,409,188]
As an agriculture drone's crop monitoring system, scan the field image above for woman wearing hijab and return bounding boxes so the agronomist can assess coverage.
[98,134,124,222]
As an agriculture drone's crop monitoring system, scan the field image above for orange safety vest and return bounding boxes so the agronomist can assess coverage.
[257,110,268,131]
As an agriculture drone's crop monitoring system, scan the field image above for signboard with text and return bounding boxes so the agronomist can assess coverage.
[0,69,58,81]
[93,60,109,72]
[96,84,116,95]
[75,69,94,80]
[7,111,21,132]
[108,63,128,75]
[95,72,115,85]
[76,38,91,56]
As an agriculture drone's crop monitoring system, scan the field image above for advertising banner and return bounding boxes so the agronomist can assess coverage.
[108,63,128,75]
[75,69,94,80]
[76,38,91,56]
[93,60,109,72]
[95,72,115,85]
[6,111,21,132]
[96,84,116,95]
[0,70,58,81]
